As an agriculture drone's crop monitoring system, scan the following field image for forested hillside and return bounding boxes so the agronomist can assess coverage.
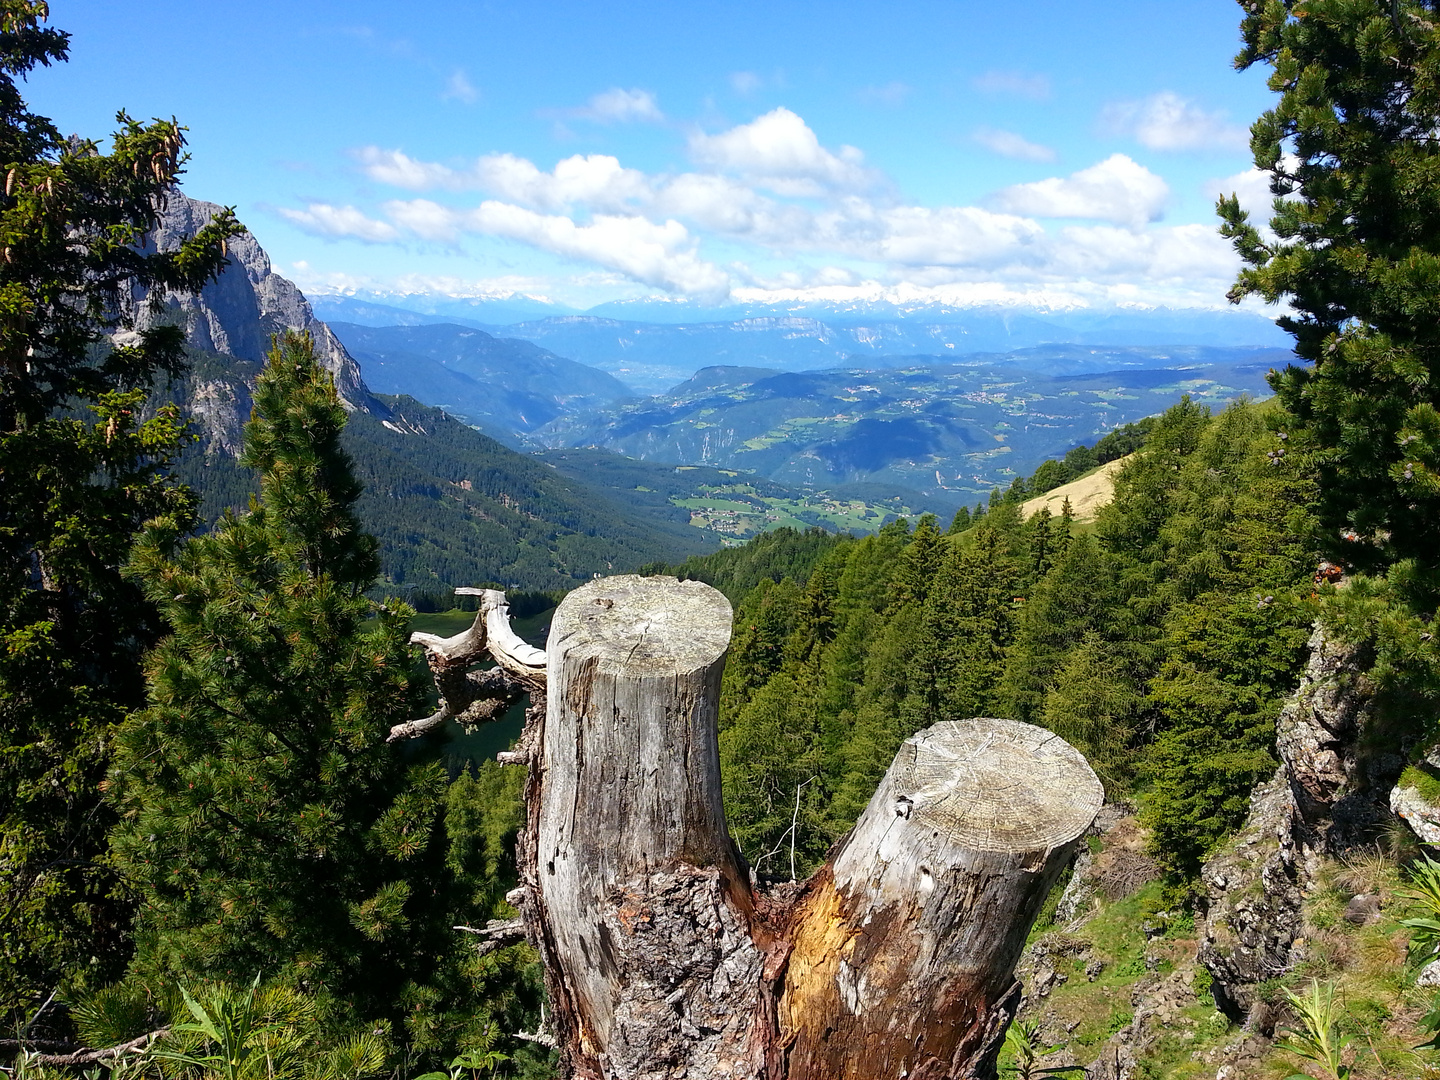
[329,321,632,446]
[169,382,721,595]
[700,396,1318,889]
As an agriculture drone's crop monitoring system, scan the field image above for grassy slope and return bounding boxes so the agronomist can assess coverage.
[1019,455,1131,524]
[1011,818,1440,1079]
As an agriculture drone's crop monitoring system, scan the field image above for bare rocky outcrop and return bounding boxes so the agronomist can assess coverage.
[1196,623,1402,1020]
[126,191,380,452]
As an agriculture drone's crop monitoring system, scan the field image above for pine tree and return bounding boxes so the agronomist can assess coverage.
[110,334,454,1030]
[1220,0,1440,596]
[0,1,240,1018]
[999,534,1110,725]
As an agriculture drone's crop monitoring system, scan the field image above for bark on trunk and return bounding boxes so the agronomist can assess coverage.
[528,576,766,1080]
[777,719,1102,1079]
[440,576,1103,1080]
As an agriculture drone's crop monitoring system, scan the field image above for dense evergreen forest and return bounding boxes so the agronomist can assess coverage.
[166,362,720,598]
[672,396,1317,891]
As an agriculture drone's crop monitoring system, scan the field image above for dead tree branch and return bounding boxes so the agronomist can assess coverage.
[389,589,545,742]
[12,1028,168,1067]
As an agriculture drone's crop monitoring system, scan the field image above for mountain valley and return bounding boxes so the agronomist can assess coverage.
[144,194,725,594]
[534,352,1281,505]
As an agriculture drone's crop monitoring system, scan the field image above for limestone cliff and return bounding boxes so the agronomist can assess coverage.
[127,192,379,454]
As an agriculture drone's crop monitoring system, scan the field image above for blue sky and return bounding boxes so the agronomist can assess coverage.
[28,1,1278,311]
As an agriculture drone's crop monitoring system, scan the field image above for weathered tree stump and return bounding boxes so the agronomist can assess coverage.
[423,576,1104,1080]
[778,719,1103,1078]
[529,576,764,1080]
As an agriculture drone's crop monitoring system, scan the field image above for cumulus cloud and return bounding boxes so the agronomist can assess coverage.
[442,69,479,105]
[374,197,729,298]
[989,154,1169,229]
[870,205,1044,268]
[354,147,461,190]
[277,203,399,243]
[972,69,1051,100]
[566,87,664,123]
[1044,222,1237,282]
[474,153,652,211]
[689,108,877,194]
[354,147,651,211]
[286,106,1254,305]
[1102,91,1248,153]
[467,207,726,297]
[972,126,1057,163]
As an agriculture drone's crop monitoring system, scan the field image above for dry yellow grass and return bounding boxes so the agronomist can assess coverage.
[1021,455,1132,524]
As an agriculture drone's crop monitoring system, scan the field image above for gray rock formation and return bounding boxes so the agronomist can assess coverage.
[1390,752,1440,844]
[1084,970,1199,1080]
[127,192,378,454]
[1196,623,1403,1020]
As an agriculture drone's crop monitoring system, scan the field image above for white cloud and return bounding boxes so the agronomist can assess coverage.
[442,69,478,105]
[380,198,463,242]
[567,87,664,123]
[1102,91,1248,153]
[858,81,911,107]
[972,126,1057,163]
[291,107,1258,305]
[354,147,651,210]
[989,154,1169,229]
[871,205,1045,268]
[466,207,726,298]
[377,198,729,299]
[1045,222,1237,282]
[277,203,399,243]
[689,108,877,193]
[972,70,1051,100]
[354,147,461,190]
[474,153,651,211]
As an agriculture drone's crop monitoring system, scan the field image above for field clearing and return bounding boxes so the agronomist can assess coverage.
[1020,455,1131,523]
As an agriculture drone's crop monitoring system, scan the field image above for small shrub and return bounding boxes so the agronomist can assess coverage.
[1277,980,1351,1080]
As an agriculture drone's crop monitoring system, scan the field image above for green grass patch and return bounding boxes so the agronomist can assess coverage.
[1400,762,1440,805]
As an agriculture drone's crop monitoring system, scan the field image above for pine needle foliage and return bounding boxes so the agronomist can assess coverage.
[0,0,242,1019]
[110,333,453,1028]
[1221,0,1440,600]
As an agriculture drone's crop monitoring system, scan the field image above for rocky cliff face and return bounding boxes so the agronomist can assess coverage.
[129,192,378,454]
[1196,623,1404,1022]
